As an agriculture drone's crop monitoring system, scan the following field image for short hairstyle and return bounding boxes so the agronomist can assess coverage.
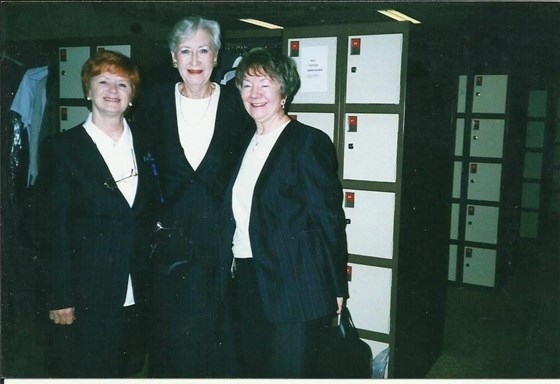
[81,50,141,101]
[168,16,221,53]
[235,47,301,100]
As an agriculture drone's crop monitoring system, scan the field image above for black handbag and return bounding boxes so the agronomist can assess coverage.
[315,306,373,378]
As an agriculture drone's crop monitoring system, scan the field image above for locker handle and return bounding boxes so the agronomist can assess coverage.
[348,143,354,149]
[61,70,66,76]
[470,179,476,183]
[468,221,473,225]
[346,219,351,225]
[473,135,478,140]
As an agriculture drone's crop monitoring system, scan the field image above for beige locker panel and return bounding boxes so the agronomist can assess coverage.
[520,211,539,238]
[462,247,496,287]
[454,119,464,156]
[521,182,541,209]
[449,203,460,240]
[469,119,505,158]
[452,161,462,199]
[347,263,392,334]
[457,75,467,114]
[464,205,499,244]
[467,162,502,202]
[343,190,395,259]
[96,45,131,57]
[343,113,399,182]
[525,121,546,149]
[288,37,337,104]
[523,152,543,179]
[346,33,402,105]
[471,75,508,114]
[448,244,458,281]
[59,46,90,99]
[288,113,335,142]
[60,106,89,131]
[527,90,548,118]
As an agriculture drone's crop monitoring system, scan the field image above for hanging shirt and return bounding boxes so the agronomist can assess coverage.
[83,113,137,306]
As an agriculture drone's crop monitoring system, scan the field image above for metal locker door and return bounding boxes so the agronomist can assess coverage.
[462,247,496,287]
[525,121,546,149]
[520,211,539,238]
[60,106,89,131]
[523,152,543,179]
[469,119,505,158]
[467,162,502,202]
[464,205,500,244]
[59,46,90,99]
[448,244,458,281]
[455,118,465,156]
[346,33,403,105]
[450,203,460,240]
[457,75,468,113]
[527,90,548,118]
[522,182,541,209]
[288,113,335,142]
[96,45,131,57]
[347,263,392,334]
[452,161,462,199]
[343,189,395,259]
[343,113,399,182]
[288,37,337,104]
[471,75,508,114]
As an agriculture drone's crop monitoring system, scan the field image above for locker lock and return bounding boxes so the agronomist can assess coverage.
[61,70,66,76]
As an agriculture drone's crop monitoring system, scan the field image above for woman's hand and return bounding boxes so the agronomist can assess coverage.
[336,297,344,314]
[49,307,75,325]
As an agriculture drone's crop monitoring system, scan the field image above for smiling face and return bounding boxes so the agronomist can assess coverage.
[88,71,132,118]
[240,71,286,129]
[171,28,217,91]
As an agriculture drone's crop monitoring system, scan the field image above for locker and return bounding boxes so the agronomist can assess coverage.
[59,46,90,99]
[347,263,392,334]
[521,182,541,209]
[525,121,546,149]
[448,244,458,281]
[469,119,505,158]
[457,75,467,114]
[471,75,508,114]
[452,161,462,199]
[288,112,335,142]
[288,37,338,104]
[523,152,543,179]
[454,119,465,156]
[462,247,496,287]
[464,205,500,244]
[467,162,502,202]
[343,189,395,259]
[520,211,539,238]
[345,33,403,105]
[60,106,89,131]
[96,45,131,57]
[449,203,460,240]
[527,90,548,118]
[343,113,399,182]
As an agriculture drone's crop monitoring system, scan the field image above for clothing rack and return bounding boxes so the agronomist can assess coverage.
[2,51,24,67]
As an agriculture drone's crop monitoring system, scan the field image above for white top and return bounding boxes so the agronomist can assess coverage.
[232,121,289,259]
[175,82,220,170]
[83,113,137,306]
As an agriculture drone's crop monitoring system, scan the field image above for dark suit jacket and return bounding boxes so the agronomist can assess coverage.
[135,83,253,270]
[221,120,349,324]
[36,122,160,376]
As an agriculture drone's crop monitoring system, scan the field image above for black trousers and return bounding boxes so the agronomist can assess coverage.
[232,257,329,378]
[148,262,236,378]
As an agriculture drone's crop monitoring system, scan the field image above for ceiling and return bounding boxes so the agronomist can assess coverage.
[3,1,560,42]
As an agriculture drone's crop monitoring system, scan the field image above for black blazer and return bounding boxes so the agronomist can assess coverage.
[222,120,349,323]
[36,123,159,375]
[135,83,253,269]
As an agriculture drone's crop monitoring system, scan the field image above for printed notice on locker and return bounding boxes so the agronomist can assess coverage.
[300,46,328,93]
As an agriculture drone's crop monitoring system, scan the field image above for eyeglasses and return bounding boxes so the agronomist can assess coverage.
[104,169,138,190]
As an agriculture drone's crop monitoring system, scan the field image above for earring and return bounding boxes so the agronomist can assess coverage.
[281,100,286,109]
[87,97,91,100]
[128,102,133,107]
[172,61,178,68]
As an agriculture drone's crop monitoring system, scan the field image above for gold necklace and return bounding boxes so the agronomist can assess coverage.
[178,83,215,126]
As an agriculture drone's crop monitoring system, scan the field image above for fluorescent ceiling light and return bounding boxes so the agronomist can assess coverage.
[378,9,421,24]
[239,18,283,29]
